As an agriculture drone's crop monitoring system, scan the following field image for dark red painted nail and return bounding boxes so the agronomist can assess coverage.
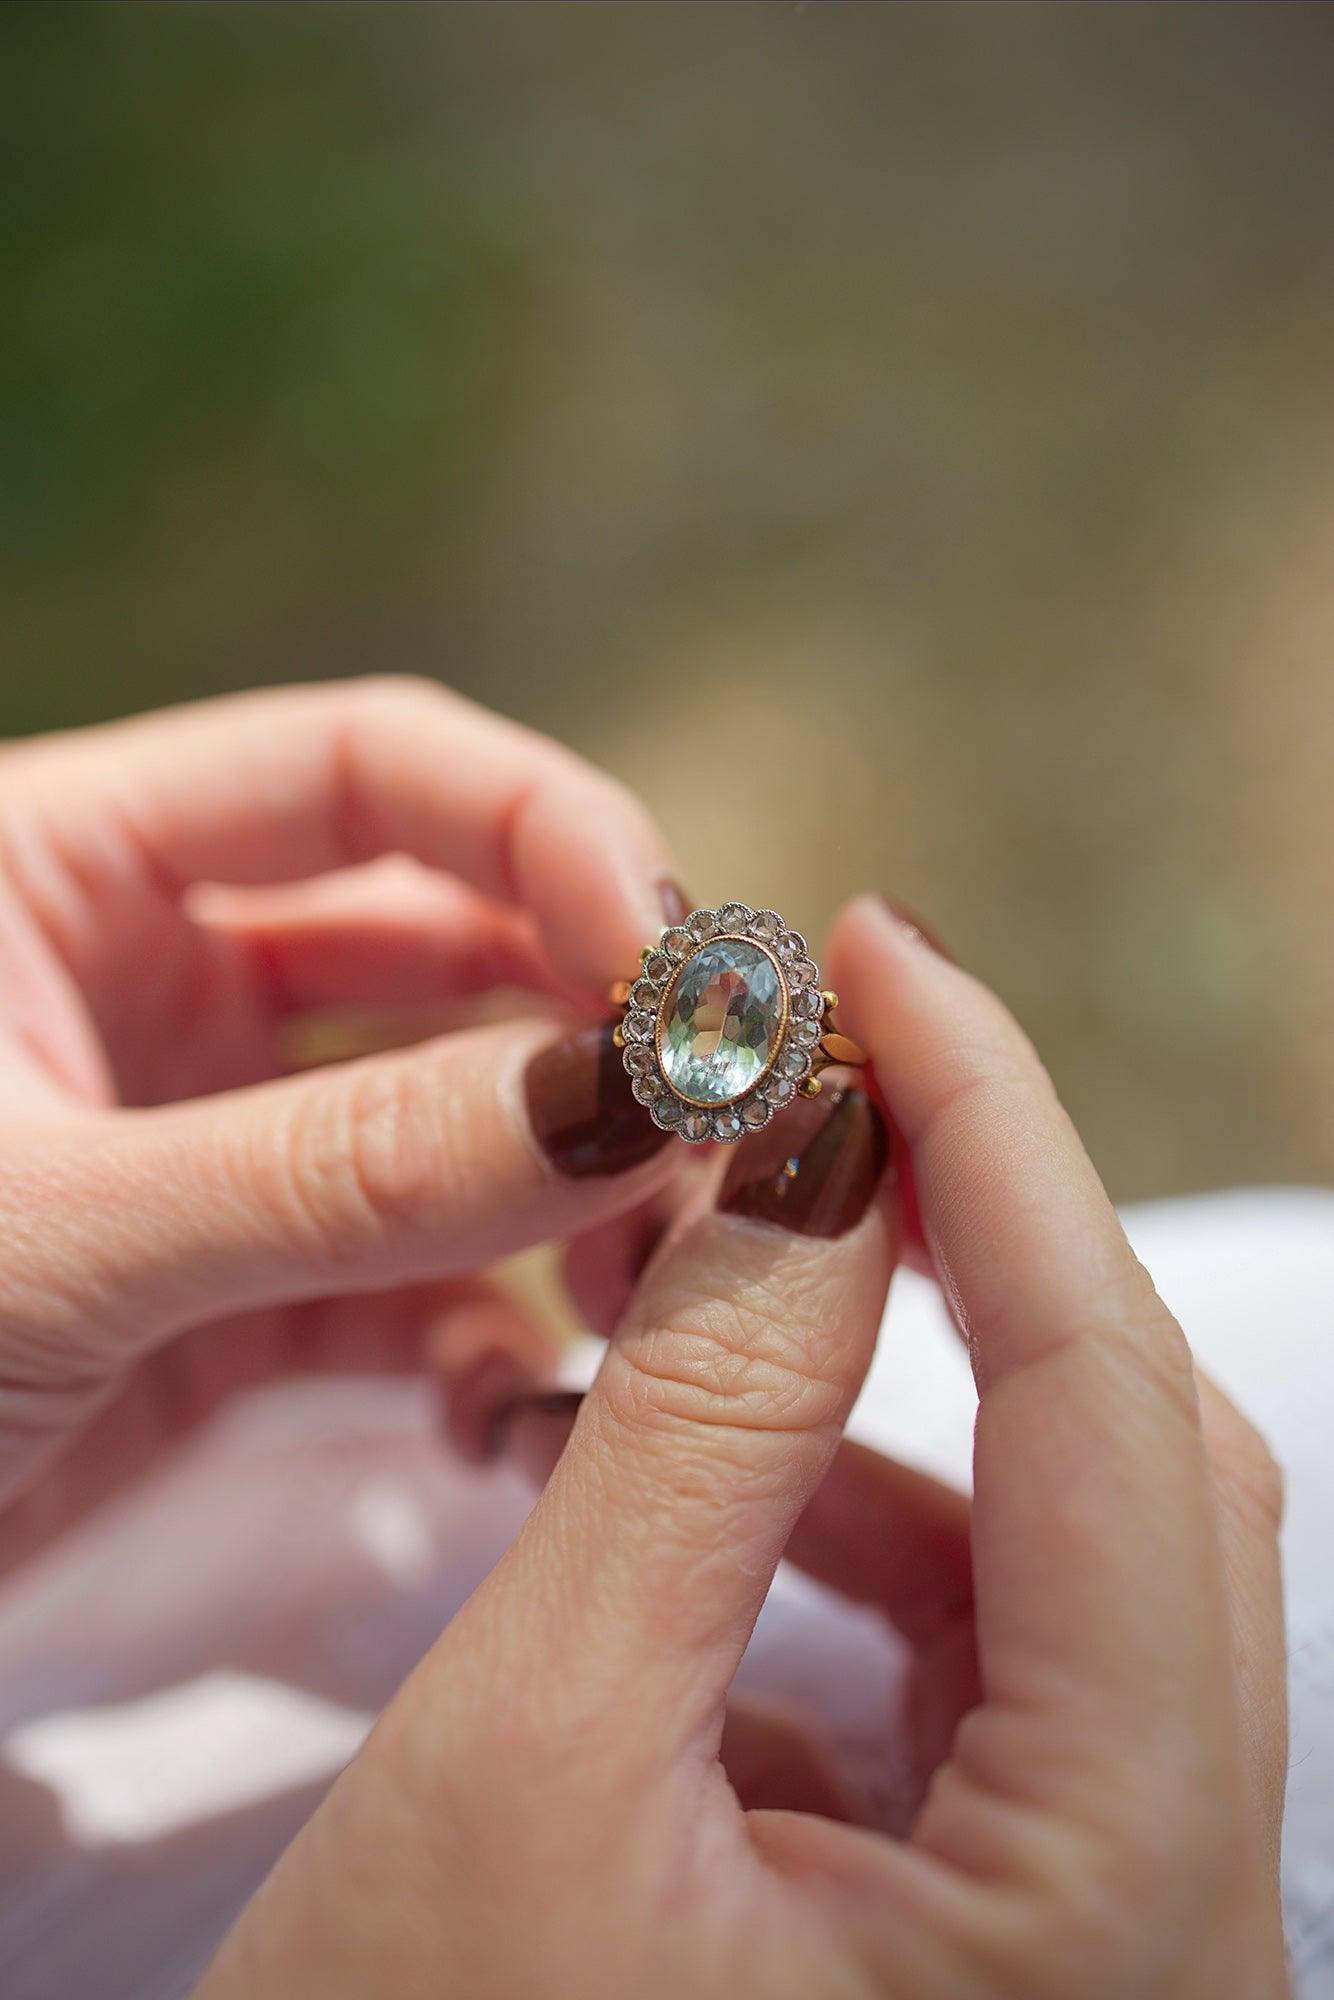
[718,1086,890,1239]
[875,894,954,962]
[493,1388,585,1483]
[525,1022,670,1179]
[517,1389,585,1419]
[657,880,693,927]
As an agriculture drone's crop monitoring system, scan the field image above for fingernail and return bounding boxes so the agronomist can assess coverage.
[718,1086,890,1238]
[657,879,693,927]
[443,1349,535,1467]
[875,893,953,962]
[515,1388,585,1419]
[490,1385,585,1449]
[525,1021,671,1179]
[493,1389,585,1482]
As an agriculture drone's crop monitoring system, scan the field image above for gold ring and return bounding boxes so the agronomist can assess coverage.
[608,902,867,1145]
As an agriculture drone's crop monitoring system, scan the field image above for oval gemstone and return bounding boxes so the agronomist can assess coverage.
[659,939,784,1105]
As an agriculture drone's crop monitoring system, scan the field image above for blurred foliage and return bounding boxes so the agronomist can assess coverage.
[2,3,1333,1199]
[1,2,530,729]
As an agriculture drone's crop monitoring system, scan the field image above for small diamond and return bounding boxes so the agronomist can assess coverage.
[764,1074,797,1107]
[687,908,717,942]
[625,1010,657,1043]
[717,902,753,932]
[780,1045,810,1079]
[741,1095,773,1129]
[623,1043,655,1076]
[632,1076,662,1106]
[662,927,692,960]
[682,1109,712,1142]
[750,909,783,943]
[631,977,660,1012]
[794,988,823,1020]
[711,1108,745,1142]
[644,951,673,982]
[777,930,807,960]
[795,1017,822,1047]
[651,1095,684,1129]
[787,958,816,989]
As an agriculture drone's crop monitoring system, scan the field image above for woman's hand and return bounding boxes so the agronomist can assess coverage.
[194,895,1289,1999]
[0,677,688,1563]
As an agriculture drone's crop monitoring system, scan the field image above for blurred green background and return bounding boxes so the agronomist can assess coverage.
[4,2,1333,1200]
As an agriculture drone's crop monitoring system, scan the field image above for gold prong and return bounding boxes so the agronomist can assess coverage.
[608,979,632,1008]
[820,990,839,1012]
[798,1075,823,1097]
[817,1031,867,1068]
[640,945,654,964]
[611,1023,627,1050]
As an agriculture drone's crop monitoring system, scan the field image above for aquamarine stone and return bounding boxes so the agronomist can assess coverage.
[660,939,784,1105]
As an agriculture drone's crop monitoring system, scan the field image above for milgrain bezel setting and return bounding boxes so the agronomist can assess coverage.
[616,903,832,1144]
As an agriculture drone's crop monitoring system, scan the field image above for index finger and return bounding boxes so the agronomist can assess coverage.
[828,897,1238,1773]
[7,677,683,995]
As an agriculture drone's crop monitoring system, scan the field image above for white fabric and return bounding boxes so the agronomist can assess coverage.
[0,1188,1330,1998]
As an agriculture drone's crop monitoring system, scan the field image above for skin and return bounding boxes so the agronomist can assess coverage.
[0,698,1289,1994]
[200,899,1288,1999]
[0,677,683,1563]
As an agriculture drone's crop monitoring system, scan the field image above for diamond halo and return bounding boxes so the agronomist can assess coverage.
[614,904,840,1144]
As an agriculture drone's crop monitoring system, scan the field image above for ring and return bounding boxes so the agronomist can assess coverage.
[608,902,867,1144]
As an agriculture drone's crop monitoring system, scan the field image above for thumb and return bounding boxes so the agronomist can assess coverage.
[457,1084,899,1765]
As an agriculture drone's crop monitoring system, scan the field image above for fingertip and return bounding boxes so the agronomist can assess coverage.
[824,898,951,1278]
[829,891,942,982]
[825,893,963,1078]
[509,771,684,994]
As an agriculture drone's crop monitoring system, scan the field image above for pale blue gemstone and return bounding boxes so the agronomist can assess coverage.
[660,939,784,1105]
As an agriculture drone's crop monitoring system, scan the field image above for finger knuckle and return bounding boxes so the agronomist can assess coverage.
[1031,1805,1233,1998]
[610,1243,849,1451]
[928,1711,1231,1999]
[275,1060,450,1258]
[297,673,451,762]
[1094,1258,1201,1416]
[342,1065,442,1236]
[0,1137,126,1460]
[341,671,447,722]
[1216,1408,1285,1536]
[975,1244,1202,1438]
[320,675,458,864]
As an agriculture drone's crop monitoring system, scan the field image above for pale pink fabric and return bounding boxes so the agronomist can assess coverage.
[1,1189,1330,1999]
